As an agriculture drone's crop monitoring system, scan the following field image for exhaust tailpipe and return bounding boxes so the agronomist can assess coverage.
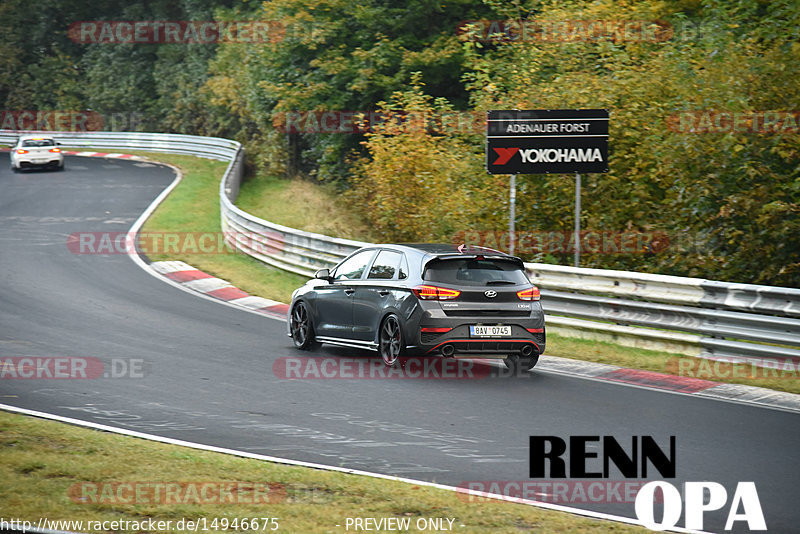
[521,344,534,357]
[441,344,455,357]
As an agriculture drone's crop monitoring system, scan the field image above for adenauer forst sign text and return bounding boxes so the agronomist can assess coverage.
[486,109,609,174]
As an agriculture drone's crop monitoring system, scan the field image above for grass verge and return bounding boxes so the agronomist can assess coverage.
[545,332,800,394]
[236,175,377,242]
[0,410,648,533]
[130,152,308,303]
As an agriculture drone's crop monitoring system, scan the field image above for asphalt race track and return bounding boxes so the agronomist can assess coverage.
[1,154,798,533]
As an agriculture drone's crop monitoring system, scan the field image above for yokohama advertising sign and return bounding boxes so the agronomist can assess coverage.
[486,109,609,174]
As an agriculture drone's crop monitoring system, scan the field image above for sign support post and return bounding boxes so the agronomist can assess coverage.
[509,174,517,256]
[574,172,581,267]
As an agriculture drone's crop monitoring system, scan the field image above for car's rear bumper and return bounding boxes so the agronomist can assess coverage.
[16,158,63,169]
[417,322,545,357]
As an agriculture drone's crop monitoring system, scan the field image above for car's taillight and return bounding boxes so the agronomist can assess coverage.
[16,149,28,154]
[412,285,461,300]
[517,286,540,301]
[49,147,61,153]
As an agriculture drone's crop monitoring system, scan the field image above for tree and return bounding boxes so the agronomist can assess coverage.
[205,0,495,181]
[349,75,506,242]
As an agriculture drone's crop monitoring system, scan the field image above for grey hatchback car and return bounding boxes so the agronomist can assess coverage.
[288,244,545,370]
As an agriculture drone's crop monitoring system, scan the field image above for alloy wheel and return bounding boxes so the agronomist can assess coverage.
[291,302,313,350]
[379,315,402,366]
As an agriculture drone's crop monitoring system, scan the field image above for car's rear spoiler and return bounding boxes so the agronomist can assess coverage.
[422,253,525,268]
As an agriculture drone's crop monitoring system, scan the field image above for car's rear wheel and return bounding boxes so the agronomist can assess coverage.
[379,314,403,367]
[290,301,319,350]
[504,354,539,373]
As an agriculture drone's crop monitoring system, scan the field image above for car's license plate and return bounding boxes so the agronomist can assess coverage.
[470,325,511,337]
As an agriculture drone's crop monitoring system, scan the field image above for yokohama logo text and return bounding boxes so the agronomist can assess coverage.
[492,147,603,165]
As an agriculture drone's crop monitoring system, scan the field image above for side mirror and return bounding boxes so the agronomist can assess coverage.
[314,268,330,281]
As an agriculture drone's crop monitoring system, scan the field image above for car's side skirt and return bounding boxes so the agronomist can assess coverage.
[315,336,378,352]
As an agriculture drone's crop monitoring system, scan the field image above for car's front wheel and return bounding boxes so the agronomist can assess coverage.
[290,301,320,350]
[379,314,404,367]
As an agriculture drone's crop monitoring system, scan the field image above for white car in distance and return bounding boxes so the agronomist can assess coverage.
[10,135,64,172]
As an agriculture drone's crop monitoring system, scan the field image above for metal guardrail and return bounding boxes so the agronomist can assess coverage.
[524,264,800,363]
[525,264,800,364]
[5,129,798,366]
[0,130,240,160]
[525,263,800,317]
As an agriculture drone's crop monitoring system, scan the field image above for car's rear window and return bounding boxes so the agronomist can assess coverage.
[423,258,529,286]
[22,139,55,147]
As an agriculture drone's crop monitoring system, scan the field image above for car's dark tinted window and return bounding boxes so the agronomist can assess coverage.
[423,258,529,286]
[333,250,375,280]
[368,250,403,280]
